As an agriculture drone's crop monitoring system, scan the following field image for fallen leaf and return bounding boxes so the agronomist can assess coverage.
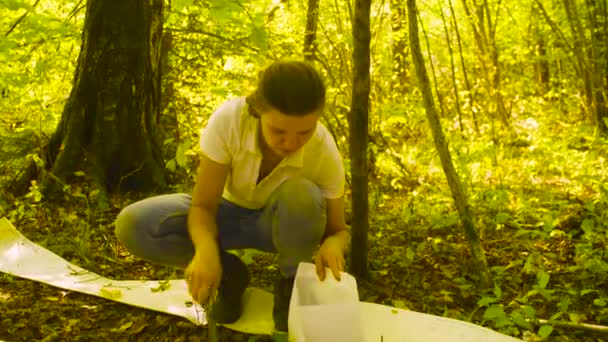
[100,288,122,300]
[114,321,133,333]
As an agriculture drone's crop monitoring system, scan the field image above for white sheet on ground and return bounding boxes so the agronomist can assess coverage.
[0,217,521,341]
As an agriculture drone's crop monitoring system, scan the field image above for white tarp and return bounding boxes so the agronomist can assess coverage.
[0,217,522,341]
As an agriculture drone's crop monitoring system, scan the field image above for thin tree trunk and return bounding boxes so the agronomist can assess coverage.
[461,0,510,129]
[418,10,446,118]
[349,0,372,279]
[303,0,320,61]
[449,0,478,134]
[439,6,464,131]
[563,0,594,121]
[389,0,408,92]
[586,0,608,135]
[407,0,490,286]
[43,0,167,205]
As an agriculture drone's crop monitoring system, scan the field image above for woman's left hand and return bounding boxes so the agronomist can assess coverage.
[314,233,347,281]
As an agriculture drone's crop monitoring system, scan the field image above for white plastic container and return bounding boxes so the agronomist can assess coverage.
[288,262,364,342]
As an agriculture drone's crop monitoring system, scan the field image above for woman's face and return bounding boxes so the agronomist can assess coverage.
[259,108,321,157]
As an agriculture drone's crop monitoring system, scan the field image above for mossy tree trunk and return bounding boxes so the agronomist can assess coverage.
[43,0,167,204]
[407,0,490,286]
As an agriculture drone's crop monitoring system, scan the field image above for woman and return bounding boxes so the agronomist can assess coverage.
[115,60,350,334]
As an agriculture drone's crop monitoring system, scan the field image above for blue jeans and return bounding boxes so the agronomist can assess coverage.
[115,178,326,277]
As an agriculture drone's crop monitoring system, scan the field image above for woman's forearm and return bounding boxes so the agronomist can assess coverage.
[187,204,219,251]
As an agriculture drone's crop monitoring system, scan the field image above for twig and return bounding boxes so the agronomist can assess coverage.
[203,291,219,342]
[530,319,608,334]
[4,0,41,37]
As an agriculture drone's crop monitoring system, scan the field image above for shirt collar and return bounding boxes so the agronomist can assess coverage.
[242,109,304,168]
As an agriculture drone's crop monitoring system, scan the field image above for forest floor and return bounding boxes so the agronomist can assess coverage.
[1,118,608,342]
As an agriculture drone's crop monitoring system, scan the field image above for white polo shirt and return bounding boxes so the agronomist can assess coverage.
[199,97,345,209]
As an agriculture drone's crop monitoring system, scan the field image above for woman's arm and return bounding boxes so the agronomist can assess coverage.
[188,154,229,247]
[185,154,229,305]
[315,196,351,281]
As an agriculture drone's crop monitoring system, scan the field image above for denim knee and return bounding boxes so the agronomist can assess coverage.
[114,196,194,267]
[269,178,326,277]
[272,178,325,221]
[115,204,140,254]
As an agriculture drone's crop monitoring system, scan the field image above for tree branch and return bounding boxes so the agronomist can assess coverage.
[531,319,608,334]
[5,0,41,37]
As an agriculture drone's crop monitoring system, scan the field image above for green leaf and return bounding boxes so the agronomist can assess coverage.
[557,296,570,312]
[210,87,229,97]
[493,284,502,299]
[176,141,189,168]
[581,218,594,235]
[549,311,564,321]
[238,249,257,265]
[166,159,176,172]
[151,280,171,293]
[209,0,242,22]
[511,311,534,330]
[100,288,122,300]
[494,212,510,224]
[115,321,133,333]
[524,253,536,274]
[568,312,580,323]
[538,325,553,339]
[172,0,192,12]
[483,305,506,320]
[523,305,536,319]
[405,247,415,262]
[542,213,556,232]
[477,296,498,307]
[392,299,408,309]
[537,270,550,289]
[581,289,596,296]
[593,298,607,307]
[2,0,32,11]
[250,26,268,52]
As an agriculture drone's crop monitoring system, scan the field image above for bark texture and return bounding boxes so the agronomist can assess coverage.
[349,0,372,279]
[44,0,167,199]
[303,0,320,61]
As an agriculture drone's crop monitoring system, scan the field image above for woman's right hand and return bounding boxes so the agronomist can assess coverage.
[185,236,222,305]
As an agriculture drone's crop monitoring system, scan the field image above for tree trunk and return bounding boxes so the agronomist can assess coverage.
[43,0,166,204]
[160,29,178,142]
[562,0,594,121]
[535,38,551,94]
[407,0,490,286]
[530,2,550,95]
[389,0,409,93]
[461,0,510,129]
[349,0,372,279]
[439,7,464,130]
[586,0,608,135]
[448,0,479,133]
[303,0,320,61]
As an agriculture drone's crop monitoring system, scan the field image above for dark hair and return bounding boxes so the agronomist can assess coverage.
[247,60,326,117]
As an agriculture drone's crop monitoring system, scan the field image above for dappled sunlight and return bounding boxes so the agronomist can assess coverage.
[1,219,206,327]
[3,242,26,263]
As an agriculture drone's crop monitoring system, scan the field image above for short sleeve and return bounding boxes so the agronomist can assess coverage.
[199,100,239,164]
[316,135,345,199]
